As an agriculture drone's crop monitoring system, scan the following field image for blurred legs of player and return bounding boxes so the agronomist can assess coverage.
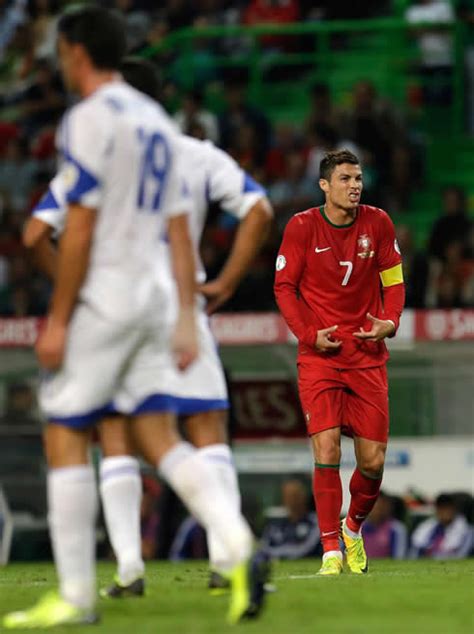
[99,409,242,597]
[98,417,145,597]
[3,424,102,628]
[130,413,266,624]
[185,410,241,590]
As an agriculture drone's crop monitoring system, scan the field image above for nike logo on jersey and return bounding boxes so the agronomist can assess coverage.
[321,531,338,537]
[315,246,331,253]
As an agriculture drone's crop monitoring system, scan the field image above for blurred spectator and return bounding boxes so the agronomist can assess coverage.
[410,493,473,559]
[362,491,408,559]
[16,57,65,135]
[315,0,391,20]
[168,516,208,561]
[28,0,59,62]
[396,224,429,308]
[164,0,197,31]
[405,0,455,105]
[228,122,264,174]
[427,187,472,261]
[338,80,413,210]
[261,478,319,559]
[426,241,474,308]
[169,16,219,89]
[269,149,317,233]
[113,0,152,52]
[304,82,341,137]
[2,382,38,426]
[0,136,38,212]
[218,81,272,163]
[243,0,300,52]
[173,89,219,143]
[0,0,27,62]
[265,122,299,183]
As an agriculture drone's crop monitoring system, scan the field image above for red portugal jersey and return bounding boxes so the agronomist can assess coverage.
[274,205,405,369]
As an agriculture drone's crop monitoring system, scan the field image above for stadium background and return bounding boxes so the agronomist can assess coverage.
[0,0,472,569]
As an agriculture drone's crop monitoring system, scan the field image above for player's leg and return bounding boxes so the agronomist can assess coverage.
[298,363,345,575]
[3,307,141,629]
[311,427,344,575]
[98,416,145,597]
[342,366,389,573]
[132,413,265,623]
[4,423,99,630]
[185,409,241,590]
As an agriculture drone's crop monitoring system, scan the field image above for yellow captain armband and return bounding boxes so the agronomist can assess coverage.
[379,263,404,287]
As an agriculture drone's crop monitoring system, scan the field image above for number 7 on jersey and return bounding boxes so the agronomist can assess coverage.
[339,261,353,286]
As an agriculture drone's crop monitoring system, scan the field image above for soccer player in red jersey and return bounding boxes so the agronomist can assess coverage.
[274,149,405,575]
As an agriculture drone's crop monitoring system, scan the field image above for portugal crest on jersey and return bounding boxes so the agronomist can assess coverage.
[357,234,375,259]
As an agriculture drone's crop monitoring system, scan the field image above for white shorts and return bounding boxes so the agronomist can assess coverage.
[114,310,229,417]
[39,303,173,428]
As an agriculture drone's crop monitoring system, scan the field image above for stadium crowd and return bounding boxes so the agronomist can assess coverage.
[134,476,473,562]
[0,0,473,315]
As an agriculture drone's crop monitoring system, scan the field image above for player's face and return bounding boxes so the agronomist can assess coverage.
[319,163,363,212]
[57,35,80,92]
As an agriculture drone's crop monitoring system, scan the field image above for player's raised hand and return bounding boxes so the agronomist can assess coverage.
[35,318,67,370]
[172,308,199,371]
[353,312,395,342]
[315,325,342,352]
[199,277,234,315]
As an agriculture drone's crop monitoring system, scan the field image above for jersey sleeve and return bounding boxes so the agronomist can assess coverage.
[377,211,405,332]
[274,214,317,347]
[160,135,194,219]
[56,103,112,209]
[206,142,266,219]
[31,173,67,237]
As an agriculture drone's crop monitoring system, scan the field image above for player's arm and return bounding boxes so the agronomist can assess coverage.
[36,205,96,370]
[23,217,57,280]
[24,175,68,280]
[354,213,405,342]
[36,106,107,370]
[200,197,273,314]
[274,215,341,352]
[167,213,198,371]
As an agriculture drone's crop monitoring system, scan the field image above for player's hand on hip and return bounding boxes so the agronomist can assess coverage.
[198,278,234,315]
[315,325,342,352]
[35,318,67,370]
[172,309,199,371]
[353,312,395,342]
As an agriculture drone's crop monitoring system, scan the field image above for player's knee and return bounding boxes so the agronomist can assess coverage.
[358,454,385,478]
[316,445,341,465]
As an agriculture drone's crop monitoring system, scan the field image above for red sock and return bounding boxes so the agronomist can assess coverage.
[313,465,342,553]
[346,468,382,533]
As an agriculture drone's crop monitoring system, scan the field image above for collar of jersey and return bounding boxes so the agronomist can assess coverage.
[319,205,358,229]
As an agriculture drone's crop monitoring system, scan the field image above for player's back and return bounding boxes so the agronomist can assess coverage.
[59,81,186,324]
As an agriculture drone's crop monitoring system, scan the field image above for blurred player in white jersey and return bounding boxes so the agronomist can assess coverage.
[22,57,273,601]
[3,7,260,629]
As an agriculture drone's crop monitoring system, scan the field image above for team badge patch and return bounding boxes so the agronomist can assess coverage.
[276,255,286,271]
[357,234,375,259]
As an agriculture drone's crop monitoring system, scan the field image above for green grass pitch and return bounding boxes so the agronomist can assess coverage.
[0,559,473,633]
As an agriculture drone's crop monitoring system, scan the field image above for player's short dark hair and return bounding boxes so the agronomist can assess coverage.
[319,149,360,181]
[120,57,161,100]
[58,6,127,71]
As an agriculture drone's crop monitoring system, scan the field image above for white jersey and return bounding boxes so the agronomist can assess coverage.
[55,80,189,324]
[34,132,266,308]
